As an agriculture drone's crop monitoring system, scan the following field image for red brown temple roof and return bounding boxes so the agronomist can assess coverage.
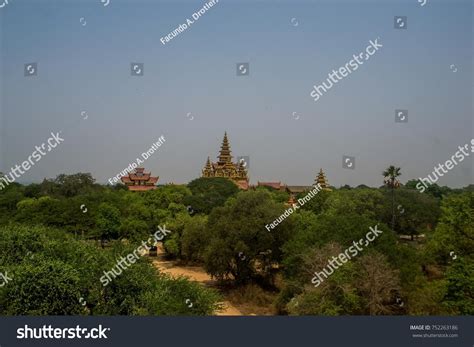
[121,168,158,191]
[235,180,249,190]
[258,181,283,190]
[148,177,158,184]
[129,173,151,181]
[121,176,132,184]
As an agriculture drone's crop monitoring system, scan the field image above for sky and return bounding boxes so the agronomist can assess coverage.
[0,0,472,187]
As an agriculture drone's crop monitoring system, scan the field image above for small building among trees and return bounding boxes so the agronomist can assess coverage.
[121,168,158,191]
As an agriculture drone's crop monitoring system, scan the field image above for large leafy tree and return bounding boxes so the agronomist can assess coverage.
[143,184,191,210]
[184,177,239,215]
[0,183,24,224]
[204,190,294,285]
[426,192,474,264]
[54,173,96,197]
[38,173,97,198]
[321,188,385,221]
[181,215,211,262]
[381,188,440,238]
[96,203,121,247]
[282,213,396,281]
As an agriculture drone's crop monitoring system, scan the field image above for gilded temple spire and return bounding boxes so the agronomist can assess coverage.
[202,156,213,177]
[315,168,331,191]
[218,132,233,165]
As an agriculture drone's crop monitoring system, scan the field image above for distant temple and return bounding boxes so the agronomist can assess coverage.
[315,168,332,191]
[285,169,331,205]
[202,132,249,190]
[121,168,158,191]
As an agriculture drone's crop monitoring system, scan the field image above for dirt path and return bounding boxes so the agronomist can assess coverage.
[152,258,242,316]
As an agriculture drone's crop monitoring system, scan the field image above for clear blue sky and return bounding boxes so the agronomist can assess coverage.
[0,0,472,187]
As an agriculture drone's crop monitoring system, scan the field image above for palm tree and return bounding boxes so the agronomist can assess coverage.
[383,166,401,232]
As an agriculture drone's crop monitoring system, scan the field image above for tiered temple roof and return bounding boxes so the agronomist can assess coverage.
[315,168,332,191]
[121,168,158,191]
[202,132,249,189]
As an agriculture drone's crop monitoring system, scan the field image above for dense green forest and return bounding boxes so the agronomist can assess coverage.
[0,172,472,315]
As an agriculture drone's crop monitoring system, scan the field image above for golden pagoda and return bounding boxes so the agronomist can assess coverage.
[202,132,249,189]
[315,169,332,191]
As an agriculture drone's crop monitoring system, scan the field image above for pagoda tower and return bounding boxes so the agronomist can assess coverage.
[217,132,232,165]
[202,156,213,177]
[315,169,332,191]
[201,132,249,189]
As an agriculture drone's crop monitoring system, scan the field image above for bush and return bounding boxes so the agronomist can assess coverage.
[0,224,221,316]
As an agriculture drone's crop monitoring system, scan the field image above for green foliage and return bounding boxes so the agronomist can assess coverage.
[426,192,474,264]
[52,173,96,197]
[164,236,180,257]
[255,186,289,203]
[38,173,99,198]
[322,189,385,220]
[406,277,449,315]
[1,259,84,315]
[204,190,293,284]
[0,184,25,222]
[119,218,149,242]
[143,185,191,210]
[96,203,121,244]
[282,212,396,280]
[298,189,331,215]
[0,224,221,316]
[287,248,400,315]
[0,170,471,316]
[140,275,222,315]
[443,257,474,314]
[184,177,239,215]
[181,215,211,262]
[380,188,440,237]
[161,212,192,258]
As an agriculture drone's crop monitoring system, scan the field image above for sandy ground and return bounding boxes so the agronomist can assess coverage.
[152,257,242,316]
